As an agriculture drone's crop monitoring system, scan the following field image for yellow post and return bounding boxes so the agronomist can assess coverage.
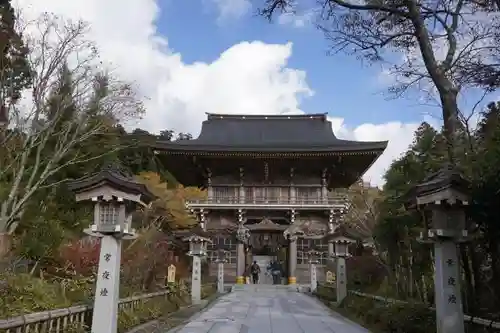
[236,276,245,284]
[288,276,296,285]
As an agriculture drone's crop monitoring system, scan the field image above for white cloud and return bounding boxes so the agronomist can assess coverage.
[278,11,314,28]
[329,117,419,187]
[15,0,418,187]
[210,0,251,20]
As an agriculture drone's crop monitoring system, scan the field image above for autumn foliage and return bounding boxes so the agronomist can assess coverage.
[135,171,206,229]
[57,238,100,277]
[121,227,172,290]
[56,228,181,292]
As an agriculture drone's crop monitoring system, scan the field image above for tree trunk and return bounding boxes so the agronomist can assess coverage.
[0,232,11,259]
[489,237,500,303]
[421,274,429,305]
[468,245,481,315]
[408,243,414,298]
[439,90,461,163]
[459,244,474,313]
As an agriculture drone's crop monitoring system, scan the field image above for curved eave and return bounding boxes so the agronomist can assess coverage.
[155,147,387,189]
[153,140,388,155]
[67,172,156,204]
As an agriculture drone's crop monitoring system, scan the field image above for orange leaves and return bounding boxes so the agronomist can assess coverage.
[165,184,206,228]
[135,171,207,229]
[58,238,100,277]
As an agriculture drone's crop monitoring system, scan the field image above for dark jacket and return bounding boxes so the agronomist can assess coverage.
[271,261,283,275]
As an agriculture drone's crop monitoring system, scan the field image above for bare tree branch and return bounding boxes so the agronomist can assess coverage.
[0,14,144,235]
[256,0,500,163]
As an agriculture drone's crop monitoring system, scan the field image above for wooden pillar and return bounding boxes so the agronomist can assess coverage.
[288,237,297,285]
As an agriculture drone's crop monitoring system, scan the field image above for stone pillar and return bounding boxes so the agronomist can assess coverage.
[236,242,245,284]
[321,168,328,203]
[310,262,317,292]
[207,169,213,202]
[328,240,334,263]
[288,238,297,284]
[336,257,347,302]
[92,236,121,333]
[191,255,202,304]
[426,209,466,333]
[207,187,213,202]
[434,240,464,333]
[405,165,471,333]
[290,186,296,204]
[290,167,296,204]
[217,262,224,293]
[239,167,245,204]
[239,186,245,204]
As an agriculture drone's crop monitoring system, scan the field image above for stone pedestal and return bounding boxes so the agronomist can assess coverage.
[91,236,122,333]
[288,238,297,284]
[328,240,336,267]
[328,241,334,258]
[336,257,347,303]
[236,242,245,284]
[310,263,317,292]
[217,262,224,293]
[191,255,202,304]
[434,240,465,333]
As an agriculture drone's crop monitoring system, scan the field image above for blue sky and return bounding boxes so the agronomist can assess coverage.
[16,0,495,186]
[159,0,430,126]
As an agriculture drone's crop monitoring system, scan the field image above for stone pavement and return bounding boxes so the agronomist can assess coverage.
[168,286,371,333]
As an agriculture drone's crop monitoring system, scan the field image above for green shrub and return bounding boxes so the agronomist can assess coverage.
[117,283,209,333]
[315,284,337,302]
[0,272,92,317]
[338,294,436,333]
[201,283,216,299]
[0,274,213,333]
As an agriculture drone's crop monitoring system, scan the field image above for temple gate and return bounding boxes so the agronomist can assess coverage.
[154,113,387,284]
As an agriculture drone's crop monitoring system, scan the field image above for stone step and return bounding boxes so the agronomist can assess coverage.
[230,284,311,293]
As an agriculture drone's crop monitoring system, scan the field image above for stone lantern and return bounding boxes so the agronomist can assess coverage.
[325,226,355,303]
[307,247,322,292]
[213,245,229,293]
[404,164,471,333]
[183,225,212,304]
[67,164,156,333]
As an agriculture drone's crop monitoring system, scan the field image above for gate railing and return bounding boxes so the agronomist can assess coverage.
[0,283,216,333]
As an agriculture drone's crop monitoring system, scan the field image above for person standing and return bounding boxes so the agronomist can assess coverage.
[250,261,261,284]
[271,260,282,284]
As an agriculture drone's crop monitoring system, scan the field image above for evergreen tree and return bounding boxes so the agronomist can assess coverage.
[0,0,32,104]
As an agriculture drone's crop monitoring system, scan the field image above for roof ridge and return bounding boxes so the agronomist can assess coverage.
[205,113,328,121]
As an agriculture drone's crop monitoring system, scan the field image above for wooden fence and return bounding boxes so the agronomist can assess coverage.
[316,282,500,331]
[0,283,216,333]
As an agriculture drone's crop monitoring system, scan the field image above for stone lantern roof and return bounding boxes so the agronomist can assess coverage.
[323,225,357,243]
[182,224,212,243]
[67,163,156,206]
[404,164,470,209]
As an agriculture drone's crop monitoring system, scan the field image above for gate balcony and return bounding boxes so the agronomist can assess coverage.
[186,186,348,210]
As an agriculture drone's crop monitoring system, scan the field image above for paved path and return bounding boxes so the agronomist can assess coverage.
[169,287,371,333]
